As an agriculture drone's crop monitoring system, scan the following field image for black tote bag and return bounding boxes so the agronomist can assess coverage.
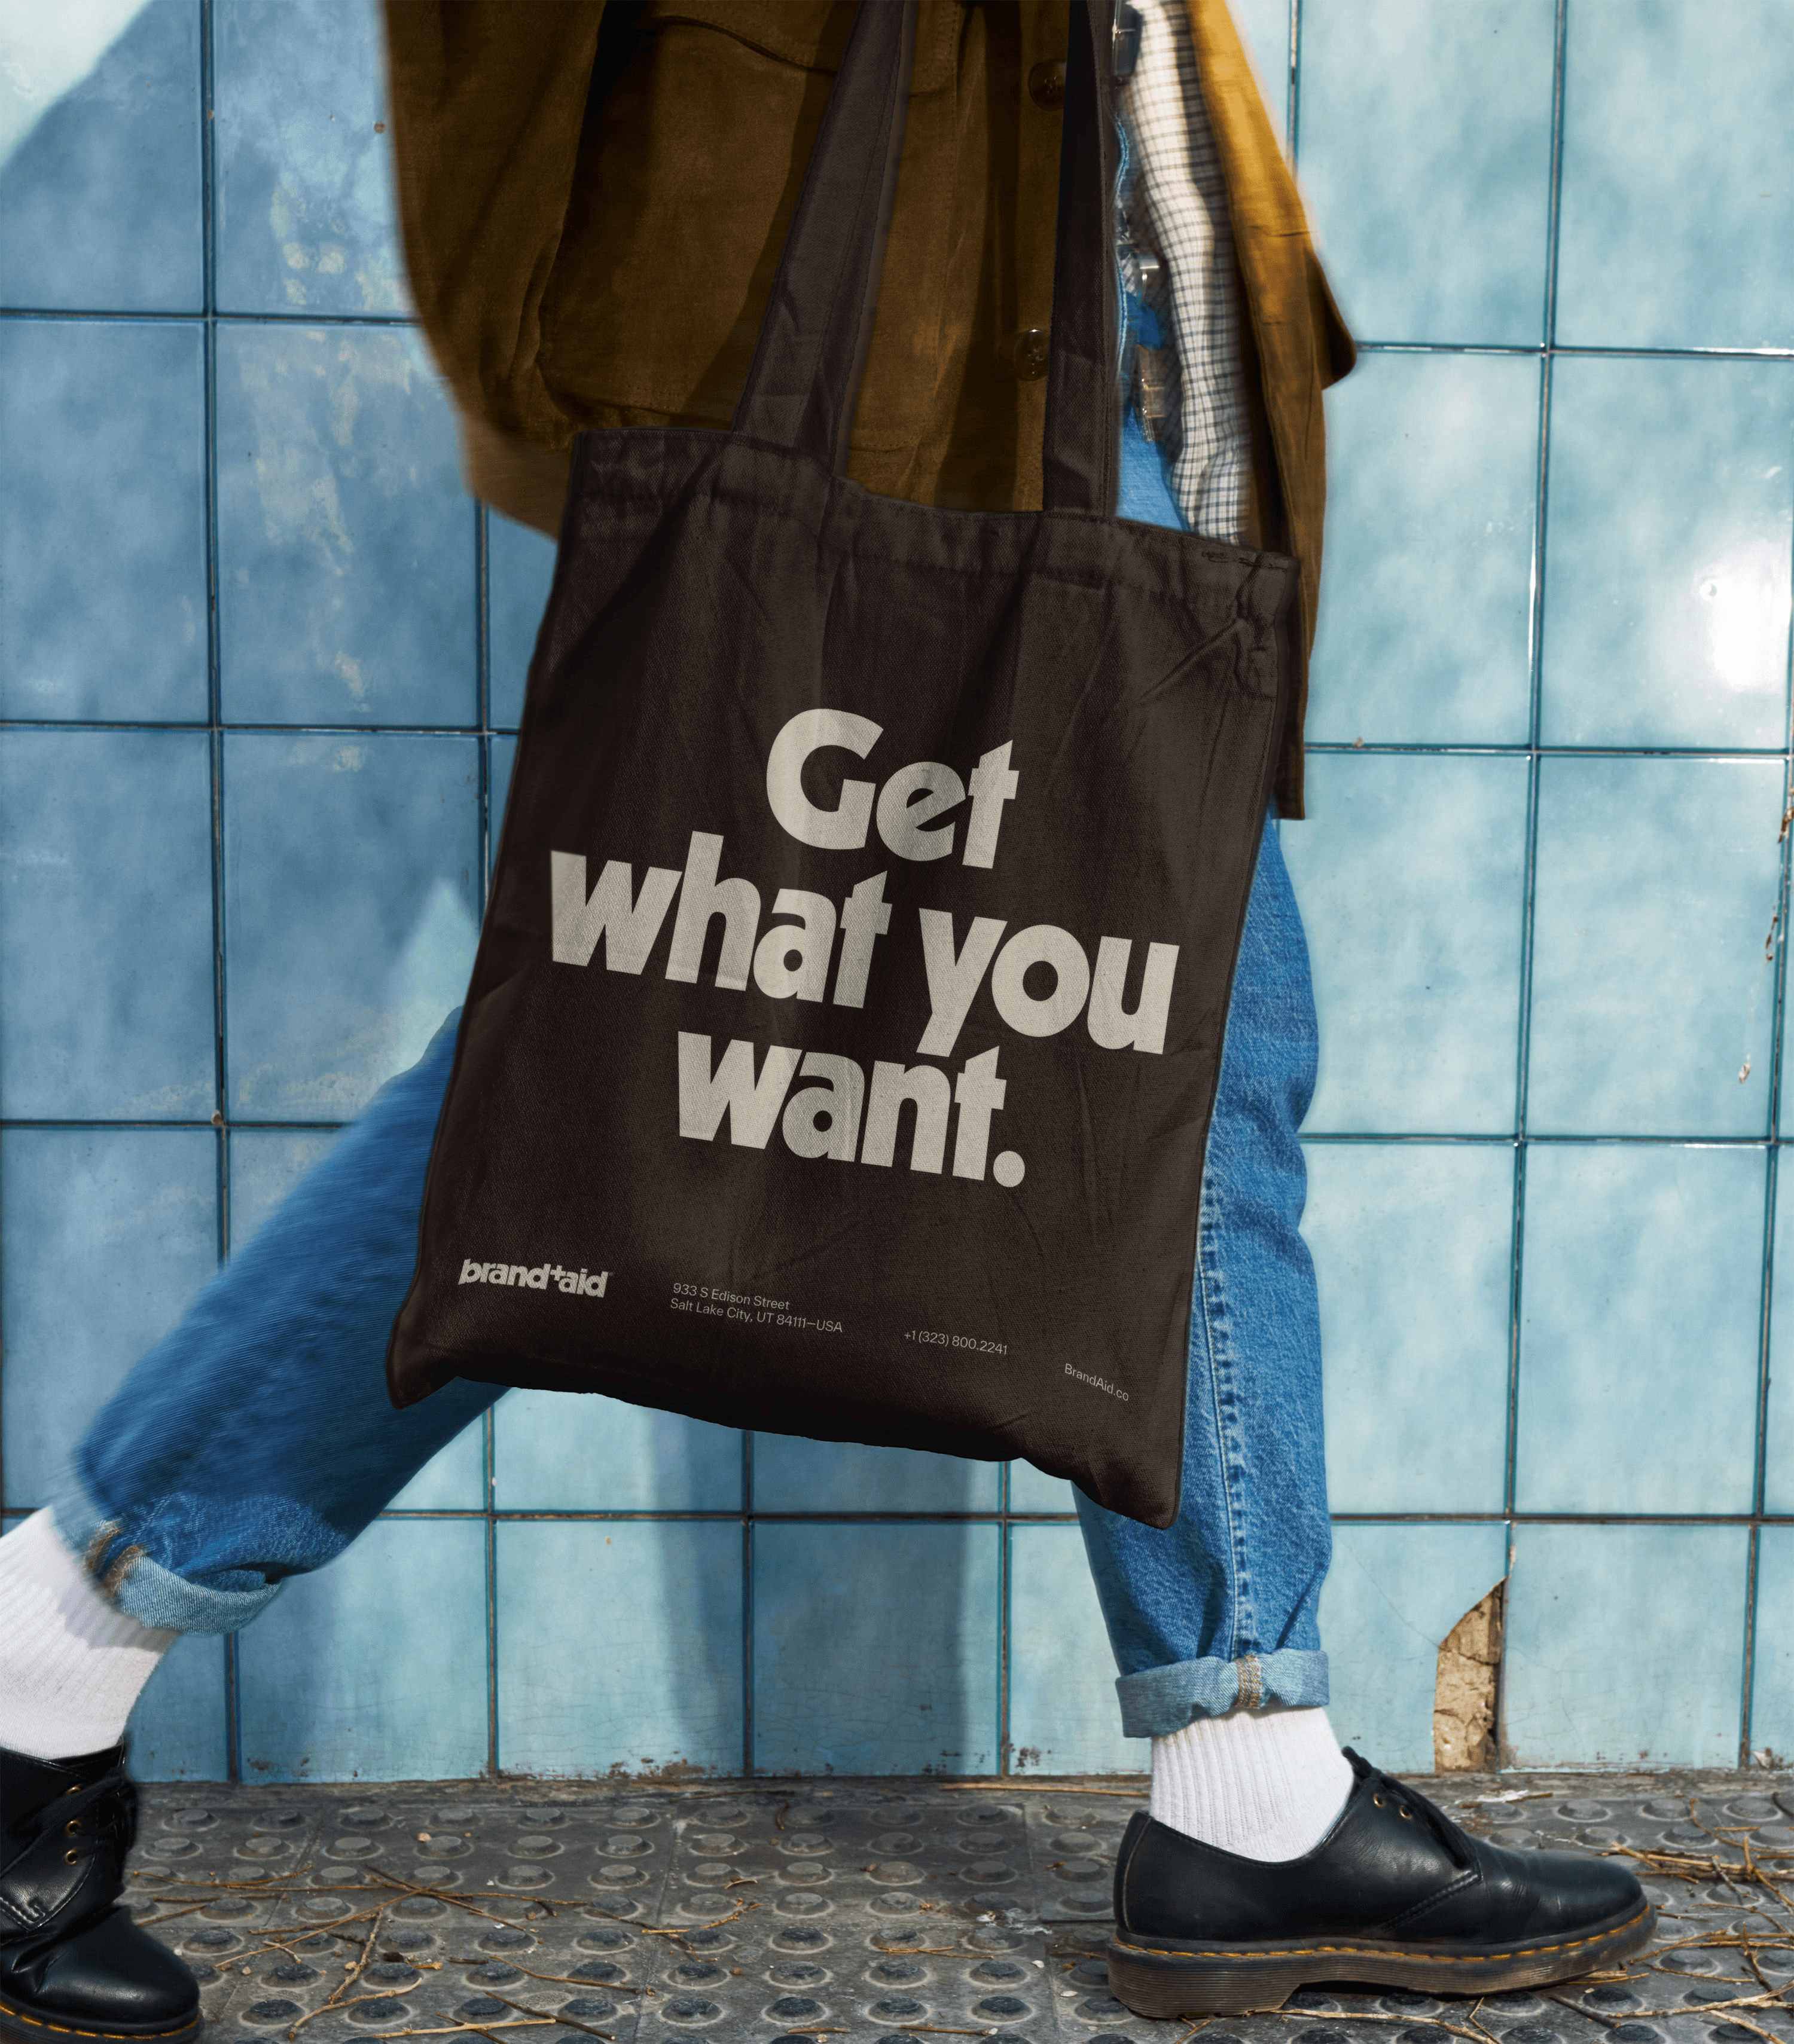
[386,0,1298,1529]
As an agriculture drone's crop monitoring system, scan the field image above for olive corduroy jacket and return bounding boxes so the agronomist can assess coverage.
[379,0,1354,813]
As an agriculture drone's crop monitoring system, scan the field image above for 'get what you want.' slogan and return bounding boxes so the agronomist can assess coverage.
[548,710,1180,1191]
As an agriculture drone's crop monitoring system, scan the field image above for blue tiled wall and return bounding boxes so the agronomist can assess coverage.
[2,0,1790,1780]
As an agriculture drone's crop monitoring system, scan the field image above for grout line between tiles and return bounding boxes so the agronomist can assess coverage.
[997,1462,1012,1776]
[742,1434,755,1778]
[1286,0,1301,164]
[1502,0,1568,1520]
[17,1121,1794,1147]
[1742,1520,1761,1767]
[198,0,242,1788]
[5,1500,1790,1526]
[1350,340,1794,363]
[1,719,512,735]
[1740,335,1794,1765]
[473,396,499,1783]
[485,1410,500,1781]
[21,723,1794,760]
[0,307,422,327]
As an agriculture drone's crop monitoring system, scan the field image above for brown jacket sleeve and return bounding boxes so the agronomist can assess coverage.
[381,0,1351,812]
[383,0,608,453]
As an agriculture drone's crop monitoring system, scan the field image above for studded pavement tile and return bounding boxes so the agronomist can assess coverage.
[122,1773,1794,2044]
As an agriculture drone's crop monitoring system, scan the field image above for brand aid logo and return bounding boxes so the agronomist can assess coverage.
[460,1260,609,1296]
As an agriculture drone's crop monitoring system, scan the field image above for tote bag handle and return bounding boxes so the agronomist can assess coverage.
[731,0,1119,517]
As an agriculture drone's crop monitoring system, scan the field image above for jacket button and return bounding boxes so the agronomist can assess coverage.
[1028,60,1066,110]
[1011,328,1050,381]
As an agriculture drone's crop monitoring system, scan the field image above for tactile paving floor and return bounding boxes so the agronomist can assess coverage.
[124,1773,1794,2044]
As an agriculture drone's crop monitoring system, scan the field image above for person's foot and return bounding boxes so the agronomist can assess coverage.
[1107,1748,1653,2016]
[0,1741,200,2044]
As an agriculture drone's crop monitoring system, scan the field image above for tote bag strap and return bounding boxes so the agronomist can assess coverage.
[731,0,1119,517]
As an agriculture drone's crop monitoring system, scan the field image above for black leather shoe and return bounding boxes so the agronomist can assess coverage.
[0,1742,200,2044]
[1107,1749,1653,2016]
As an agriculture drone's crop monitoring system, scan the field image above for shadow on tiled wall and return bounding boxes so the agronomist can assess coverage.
[4,0,1793,1779]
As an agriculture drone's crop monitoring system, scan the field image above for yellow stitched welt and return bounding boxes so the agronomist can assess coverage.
[1116,1901,1652,1966]
[0,1993,196,2042]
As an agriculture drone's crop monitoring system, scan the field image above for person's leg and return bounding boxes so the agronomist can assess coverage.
[1094,407,1648,2015]
[38,1009,499,1652]
[0,1012,501,2041]
[1076,812,1349,1860]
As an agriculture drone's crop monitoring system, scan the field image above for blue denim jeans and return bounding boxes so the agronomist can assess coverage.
[51,424,1332,1737]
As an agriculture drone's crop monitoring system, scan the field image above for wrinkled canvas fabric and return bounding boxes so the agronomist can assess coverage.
[386,2,1300,1526]
[378,0,1350,814]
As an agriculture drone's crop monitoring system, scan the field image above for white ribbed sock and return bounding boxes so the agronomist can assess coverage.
[0,1510,175,1759]
[1151,1702,1353,1861]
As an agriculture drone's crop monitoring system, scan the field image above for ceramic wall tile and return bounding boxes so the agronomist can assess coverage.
[1006,1524,1145,1776]
[384,1437,486,1514]
[488,514,559,732]
[1768,1182,1794,1517]
[1295,0,1555,343]
[1308,352,1539,747]
[1,730,215,1120]
[497,1520,745,1777]
[1542,356,1793,750]
[1321,1522,1511,1776]
[1,1129,217,1508]
[1227,0,1289,152]
[222,732,480,1120]
[494,1394,741,1513]
[1750,1528,1794,1766]
[215,324,475,727]
[1504,1523,1749,1767]
[751,1437,998,1514]
[0,321,208,722]
[1556,0,1794,351]
[1305,1141,1514,1514]
[1008,1463,1081,1514]
[1527,757,1783,1136]
[752,1523,999,1774]
[213,0,407,316]
[227,1130,344,1249]
[1280,755,1529,1135]
[127,1635,230,1783]
[237,1517,489,1779]
[487,735,517,878]
[0,0,202,313]
[1517,1144,1764,1516]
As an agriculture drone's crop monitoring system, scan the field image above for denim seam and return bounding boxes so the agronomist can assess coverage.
[1193,1168,1259,1659]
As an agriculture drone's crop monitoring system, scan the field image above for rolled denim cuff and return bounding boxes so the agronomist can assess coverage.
[1116,1648,1329,1737]
[50,1469,283,1637]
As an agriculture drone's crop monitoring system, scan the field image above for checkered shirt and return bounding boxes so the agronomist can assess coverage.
[1119,0,1252,545]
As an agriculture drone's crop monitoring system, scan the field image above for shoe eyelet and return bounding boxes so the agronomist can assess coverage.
[65,1819,81,1835]
[1400,1808,1414,1820]
[64,1849,80,1865]
[1372,1796,1384,1807]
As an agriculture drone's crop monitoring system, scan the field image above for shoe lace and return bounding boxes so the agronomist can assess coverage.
[51,1751,138,1878]
[1343,1747,1472,1868]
